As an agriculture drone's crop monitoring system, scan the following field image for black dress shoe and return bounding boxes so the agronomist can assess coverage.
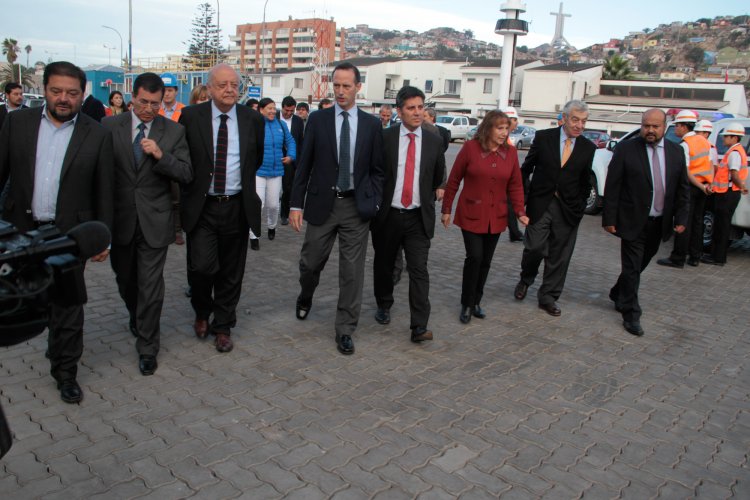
[296,296,311,320]
[250,238,260,251]
[514,281,528,300]
[374,308,390,325]
[139,355,158,376]
[268,228,276,240]
[459,306,472,324]
[539,302,561,317]
[58,380,83,404]
[700,255,725,266]
[656,258,684,269]
[472,305,486,319]
[623,320,644,336]
[687,257,700,267]
[335,334,355,355]
[411,327,433,343]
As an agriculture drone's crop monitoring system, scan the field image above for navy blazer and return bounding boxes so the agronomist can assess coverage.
[602,135,691,242]
[290,106,384,225]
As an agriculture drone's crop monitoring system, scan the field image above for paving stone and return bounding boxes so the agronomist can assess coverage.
[87,478,150,499]
[128,455,176,488]
[135,481,194,500]
[253,460,306,495]
[293,461,350,495]
[432,444,480,473]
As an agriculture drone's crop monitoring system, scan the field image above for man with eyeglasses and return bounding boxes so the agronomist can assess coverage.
[103,72,192,376]
[0,61,114,404]
[178,64,264,353]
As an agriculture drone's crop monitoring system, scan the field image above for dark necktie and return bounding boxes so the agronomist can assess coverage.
[214,114,229,194]
[650,144,664,213]
[338,111,351,191]
[401,133,416,207]
[133,122,146,167]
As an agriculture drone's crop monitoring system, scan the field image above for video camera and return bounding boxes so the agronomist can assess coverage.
[0,219,111,346]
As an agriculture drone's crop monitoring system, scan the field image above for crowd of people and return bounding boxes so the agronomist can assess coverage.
[0,60,747,405]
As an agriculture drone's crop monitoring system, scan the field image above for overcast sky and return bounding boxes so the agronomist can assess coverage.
[2,0,748,67]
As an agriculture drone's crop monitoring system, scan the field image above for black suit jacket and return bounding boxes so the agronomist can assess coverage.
[178,101,264,236]
[0,107,113,233]
[291,106,384,225]
[602,135,691,242]
[0,104,28,128]
[373,126,445,238]
[81,95,106,123]
[521,127,596,226]
[103,112,193,248]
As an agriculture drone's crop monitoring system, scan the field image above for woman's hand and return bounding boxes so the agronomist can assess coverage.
[281,156,292,165]
[518,215,529,226]
[441,213,451,228]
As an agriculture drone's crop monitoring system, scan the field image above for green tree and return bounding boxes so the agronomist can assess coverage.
[184,2,224,69]
[603,54,633,79]
[463,29,474,39]
[518,45,528,53]
[685,46,705,65]
[24,44,31,67]
[2,38,20,64]
[0,63,35,89]
[435,44,459,59]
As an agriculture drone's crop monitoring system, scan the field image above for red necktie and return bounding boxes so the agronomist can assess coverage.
[401,133,416,208]
[214,114,229,193]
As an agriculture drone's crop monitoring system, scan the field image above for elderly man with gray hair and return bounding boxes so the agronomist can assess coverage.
[513,99,596,317]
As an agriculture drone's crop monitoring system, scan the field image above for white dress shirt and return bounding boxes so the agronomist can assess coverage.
[392,124,423,209]
[209,101,241,195]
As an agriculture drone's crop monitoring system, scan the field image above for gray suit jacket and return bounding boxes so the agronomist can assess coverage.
[0,107,113,233]
[103,112,193,248]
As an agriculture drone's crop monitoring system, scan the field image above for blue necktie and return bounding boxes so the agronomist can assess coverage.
[337,111,351,191]
[133,122,146,167]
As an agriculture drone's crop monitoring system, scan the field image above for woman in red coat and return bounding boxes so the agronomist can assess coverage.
[441,110,529,323]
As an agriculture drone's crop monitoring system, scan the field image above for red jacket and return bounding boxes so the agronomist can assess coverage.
[442,139,526,234]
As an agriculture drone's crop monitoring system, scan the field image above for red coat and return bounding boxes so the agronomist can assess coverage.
[442,139,525,234]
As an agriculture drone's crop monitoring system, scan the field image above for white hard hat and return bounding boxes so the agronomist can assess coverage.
[673,109,698,124]
[694,120,713,133]
[719,122,746,137]
[502,107,518,119]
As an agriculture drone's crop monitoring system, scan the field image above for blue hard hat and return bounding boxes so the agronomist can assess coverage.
[160,72,178,88]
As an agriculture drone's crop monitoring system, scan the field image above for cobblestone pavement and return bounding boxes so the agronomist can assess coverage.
[2,179,750,498]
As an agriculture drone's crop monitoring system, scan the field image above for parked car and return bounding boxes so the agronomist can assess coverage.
[586,117,750,244]
[509,125,536,149]
[581,130,611,149]
[435,115,472,141]
[466,126,478,141]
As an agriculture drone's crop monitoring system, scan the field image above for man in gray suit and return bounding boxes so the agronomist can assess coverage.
[103,73,192,376]
[0,61,113,403]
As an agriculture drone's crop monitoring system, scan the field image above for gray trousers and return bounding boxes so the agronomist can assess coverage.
[298,197,370,338]
[519,197,580,305]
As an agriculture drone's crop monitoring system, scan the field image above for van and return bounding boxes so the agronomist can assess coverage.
[435,115,472,141]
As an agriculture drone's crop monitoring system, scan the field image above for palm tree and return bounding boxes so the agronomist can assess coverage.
[24,44,31,67]
[603,54,633,80]
[2,38,19,64]
[0,63,35,88]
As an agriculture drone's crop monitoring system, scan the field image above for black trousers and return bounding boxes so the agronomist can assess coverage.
[506,199,523,241]
[110,222,169,357]
[460,229,500,308]
[188,195,249,333]
[610,217,663,323]
[372,208,431,329]
[669,184,706,263]
[280,163,296,220]
[519,197,580,305]
[48,300,84,384]
[710,190,741,263]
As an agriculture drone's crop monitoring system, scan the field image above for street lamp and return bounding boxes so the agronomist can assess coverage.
[44,50,59,63]
[261,0,269,75]
[102,25,123,68]
[104,44,115,66]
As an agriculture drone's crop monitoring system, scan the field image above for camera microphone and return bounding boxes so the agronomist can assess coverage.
[0,221,111,264]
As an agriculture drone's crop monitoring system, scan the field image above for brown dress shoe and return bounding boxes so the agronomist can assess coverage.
[539,302,561,317]
[193,318,209,339]
[214,332,234,352]
[410,327,433,343]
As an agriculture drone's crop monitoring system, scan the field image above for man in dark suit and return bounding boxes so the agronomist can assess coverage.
[178,64,264,353]
[603,108,690,336]
[0,82,28,126]
[103,72,192,375]
[371,86,445,342]
[81,93,106,123]
[279,95,305,225]
[290,62,384,355]
[514,100,596,316]
[423,108,450,152]
[0,61,113,403]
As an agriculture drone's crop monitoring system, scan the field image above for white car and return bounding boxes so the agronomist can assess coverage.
[435,115,472,141]
[586,118,750,243]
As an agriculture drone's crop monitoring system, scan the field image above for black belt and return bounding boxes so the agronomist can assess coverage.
[335,190,355,199]
[206,193,241,202]
[393,206,420,214]
[33,220,55,228]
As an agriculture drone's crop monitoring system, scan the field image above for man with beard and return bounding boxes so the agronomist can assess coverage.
[0,61,114,403]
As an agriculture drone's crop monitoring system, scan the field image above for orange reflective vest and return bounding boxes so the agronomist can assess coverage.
[712,143,748,193]
[682,134,714,184]
[158,102,185,122]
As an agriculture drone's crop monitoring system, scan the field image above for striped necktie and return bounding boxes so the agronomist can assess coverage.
[214,114,229,193]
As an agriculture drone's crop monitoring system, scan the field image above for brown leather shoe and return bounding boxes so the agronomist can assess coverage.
[193,318,209,339]
[539,302,561,317]
[410,327,433,343]
[214,332,234,353]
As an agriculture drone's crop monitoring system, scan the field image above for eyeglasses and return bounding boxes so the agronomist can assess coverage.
[136,99,161,110]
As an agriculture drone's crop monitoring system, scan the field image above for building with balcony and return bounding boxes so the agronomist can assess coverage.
[228,17,345,73]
